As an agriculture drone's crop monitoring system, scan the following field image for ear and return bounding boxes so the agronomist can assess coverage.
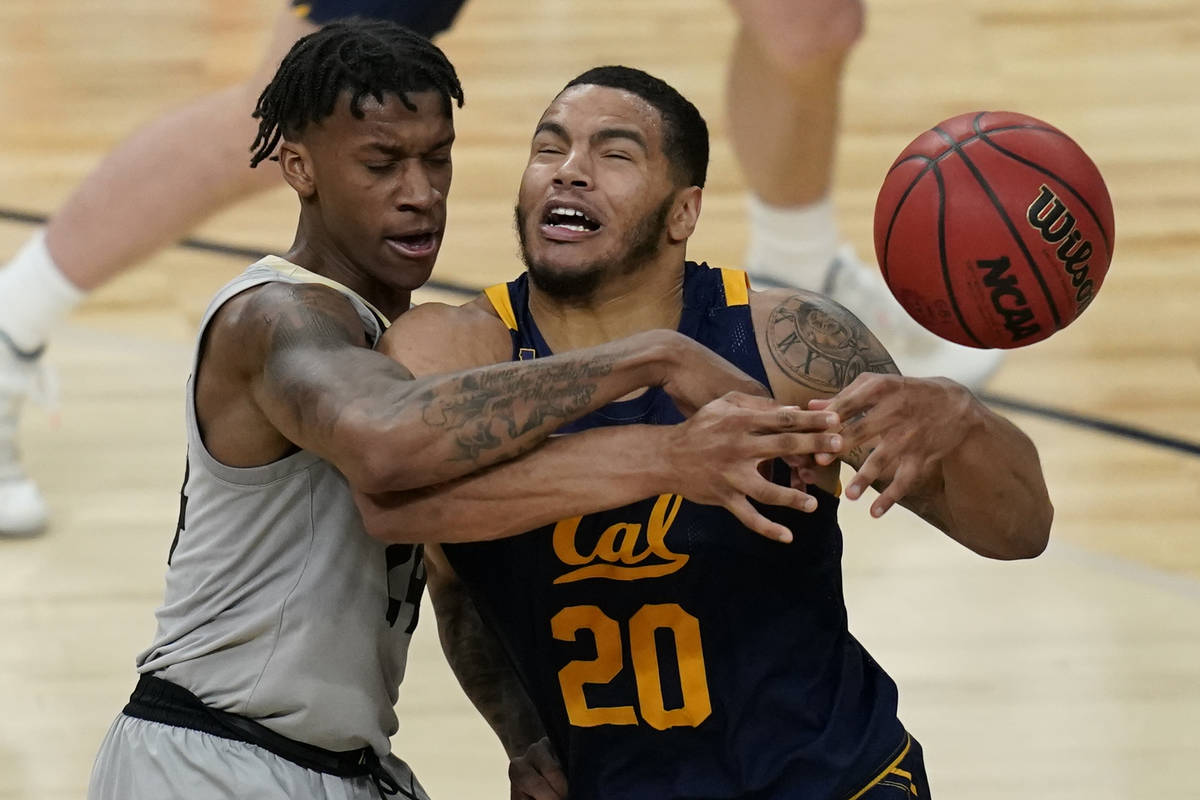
[278,139,317,200]
[666,186,702,243]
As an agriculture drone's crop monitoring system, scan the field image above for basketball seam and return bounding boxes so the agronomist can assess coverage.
[976,133,1113,256]
[933,119,1065,330]
[880,154,933,283]
[930,153,986,347]
[879,120,1066,283]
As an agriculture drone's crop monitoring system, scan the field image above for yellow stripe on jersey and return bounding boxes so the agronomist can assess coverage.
[291,4,312,19]
[720,268,750,307]
[845,735,912,800]
[484,283,519,331]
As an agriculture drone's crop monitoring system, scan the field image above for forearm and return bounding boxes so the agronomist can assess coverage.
[430,566,546,757]
[348,330,677,492]
[915,407,1053,559]
[358,425,675,543]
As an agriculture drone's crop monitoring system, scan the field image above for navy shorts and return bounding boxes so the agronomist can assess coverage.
[291,0,470,39]
[851,735,931,799]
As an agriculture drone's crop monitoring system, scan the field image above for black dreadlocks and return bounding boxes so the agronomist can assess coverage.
[249,19,464,167]
[563,66,709,189]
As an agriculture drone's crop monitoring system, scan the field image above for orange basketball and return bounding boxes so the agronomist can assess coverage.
[873,111,1115,349]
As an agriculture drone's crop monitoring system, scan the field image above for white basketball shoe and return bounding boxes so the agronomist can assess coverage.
[0,330,50,537]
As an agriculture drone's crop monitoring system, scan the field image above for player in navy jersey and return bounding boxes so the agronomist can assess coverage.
[357,66,1053,799]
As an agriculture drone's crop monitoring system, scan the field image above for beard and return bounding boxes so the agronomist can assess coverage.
[515,195,674,302]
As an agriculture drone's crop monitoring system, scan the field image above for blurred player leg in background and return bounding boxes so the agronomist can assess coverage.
[727,0,1004,386]
[0,1,465,536]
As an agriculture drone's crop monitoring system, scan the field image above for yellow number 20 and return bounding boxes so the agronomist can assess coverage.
[551,603,712,731]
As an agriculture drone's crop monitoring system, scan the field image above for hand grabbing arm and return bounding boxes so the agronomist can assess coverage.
[355,391,843,545]
[753,288,1052,559]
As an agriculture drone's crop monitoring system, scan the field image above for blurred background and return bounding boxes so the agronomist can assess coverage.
[1,0,1198,797]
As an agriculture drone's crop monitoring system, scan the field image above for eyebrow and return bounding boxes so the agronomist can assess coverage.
[358,134,456,156]
[592,127,647,152]
[533,122,647,153]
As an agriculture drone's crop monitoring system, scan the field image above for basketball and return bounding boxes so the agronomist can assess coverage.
[873,111,1115,349]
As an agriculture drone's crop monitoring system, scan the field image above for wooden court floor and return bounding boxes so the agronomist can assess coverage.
[1,0,1198,797]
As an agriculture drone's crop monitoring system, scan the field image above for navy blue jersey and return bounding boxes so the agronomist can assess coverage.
[445,263,906,799]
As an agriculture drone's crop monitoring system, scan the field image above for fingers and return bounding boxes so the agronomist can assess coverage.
[754,431,842,460]
[843,446,884,501]
[811,372,892,424]
[743,475,818,514]
[526,741,568,797]
[868,459,921,519]
[509,759,567,800]
[725,495,793,543]
[721,391,783,411]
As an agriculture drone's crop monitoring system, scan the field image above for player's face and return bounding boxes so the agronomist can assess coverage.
[302,90,454,291]
[516,85,680,300]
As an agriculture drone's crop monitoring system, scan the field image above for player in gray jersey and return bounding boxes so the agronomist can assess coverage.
[87,21,820,800]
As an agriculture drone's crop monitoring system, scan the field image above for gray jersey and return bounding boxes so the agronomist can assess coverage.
[137,256,424,756]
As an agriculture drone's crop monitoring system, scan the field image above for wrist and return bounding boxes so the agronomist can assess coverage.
[633,329,686,387]
[640,425,681,497]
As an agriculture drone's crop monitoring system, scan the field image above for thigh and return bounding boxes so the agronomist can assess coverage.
[854,735,931,800]
[290,0,471,39]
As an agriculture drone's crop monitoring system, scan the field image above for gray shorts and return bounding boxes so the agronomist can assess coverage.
[89,714,430,800]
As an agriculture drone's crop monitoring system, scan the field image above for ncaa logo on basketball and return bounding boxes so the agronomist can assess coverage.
[1026,185,1096,309]
[976,257,1040,343]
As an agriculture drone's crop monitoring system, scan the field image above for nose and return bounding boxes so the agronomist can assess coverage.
[552,150,593,190]
[395,161,441,212]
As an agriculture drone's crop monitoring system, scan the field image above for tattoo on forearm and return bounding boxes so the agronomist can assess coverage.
[419,355,617,462]
[765,292,898,391]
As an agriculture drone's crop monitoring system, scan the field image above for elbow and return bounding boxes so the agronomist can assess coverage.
[992,497,1054,561]
[336,412,426,494]
[1022,497,1054,559]
[354,489,426,544]
[352,444,417,495]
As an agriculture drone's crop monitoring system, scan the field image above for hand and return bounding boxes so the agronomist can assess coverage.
[657,334,770,415]
[811,374,979,518]
[509,737,568,800]
[664,391,842,542]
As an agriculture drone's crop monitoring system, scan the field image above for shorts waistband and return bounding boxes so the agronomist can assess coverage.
[123,674,404,794]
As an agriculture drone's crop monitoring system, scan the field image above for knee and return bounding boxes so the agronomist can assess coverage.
[734,0,865,77]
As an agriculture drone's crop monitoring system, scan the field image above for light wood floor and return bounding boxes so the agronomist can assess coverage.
[2,0,1199,798]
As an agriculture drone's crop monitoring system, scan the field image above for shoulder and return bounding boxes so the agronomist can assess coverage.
[378,294,513,375]
[749,286,900,402]
[204,280,370,375]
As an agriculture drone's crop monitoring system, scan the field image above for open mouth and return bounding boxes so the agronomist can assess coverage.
[385,232,438,258]
[541,205,602,240]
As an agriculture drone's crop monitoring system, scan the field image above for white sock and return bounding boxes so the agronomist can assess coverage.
[744,195,841,290]
[0,231,85,353]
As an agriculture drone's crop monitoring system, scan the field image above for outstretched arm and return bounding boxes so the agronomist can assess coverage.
[218,283,763,493]
[357,392,842,544]
[753,288,1053,559]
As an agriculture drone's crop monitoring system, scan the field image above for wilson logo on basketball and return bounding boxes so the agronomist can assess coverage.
[551,494,689,584]
[1026,185,1096,309]
[977,256,1041,343]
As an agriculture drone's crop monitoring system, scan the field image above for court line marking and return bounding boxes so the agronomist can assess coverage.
[5,205,1199,459]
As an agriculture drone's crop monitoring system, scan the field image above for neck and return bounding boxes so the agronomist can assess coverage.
[528,255,687,352]
[284,218,411,322]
